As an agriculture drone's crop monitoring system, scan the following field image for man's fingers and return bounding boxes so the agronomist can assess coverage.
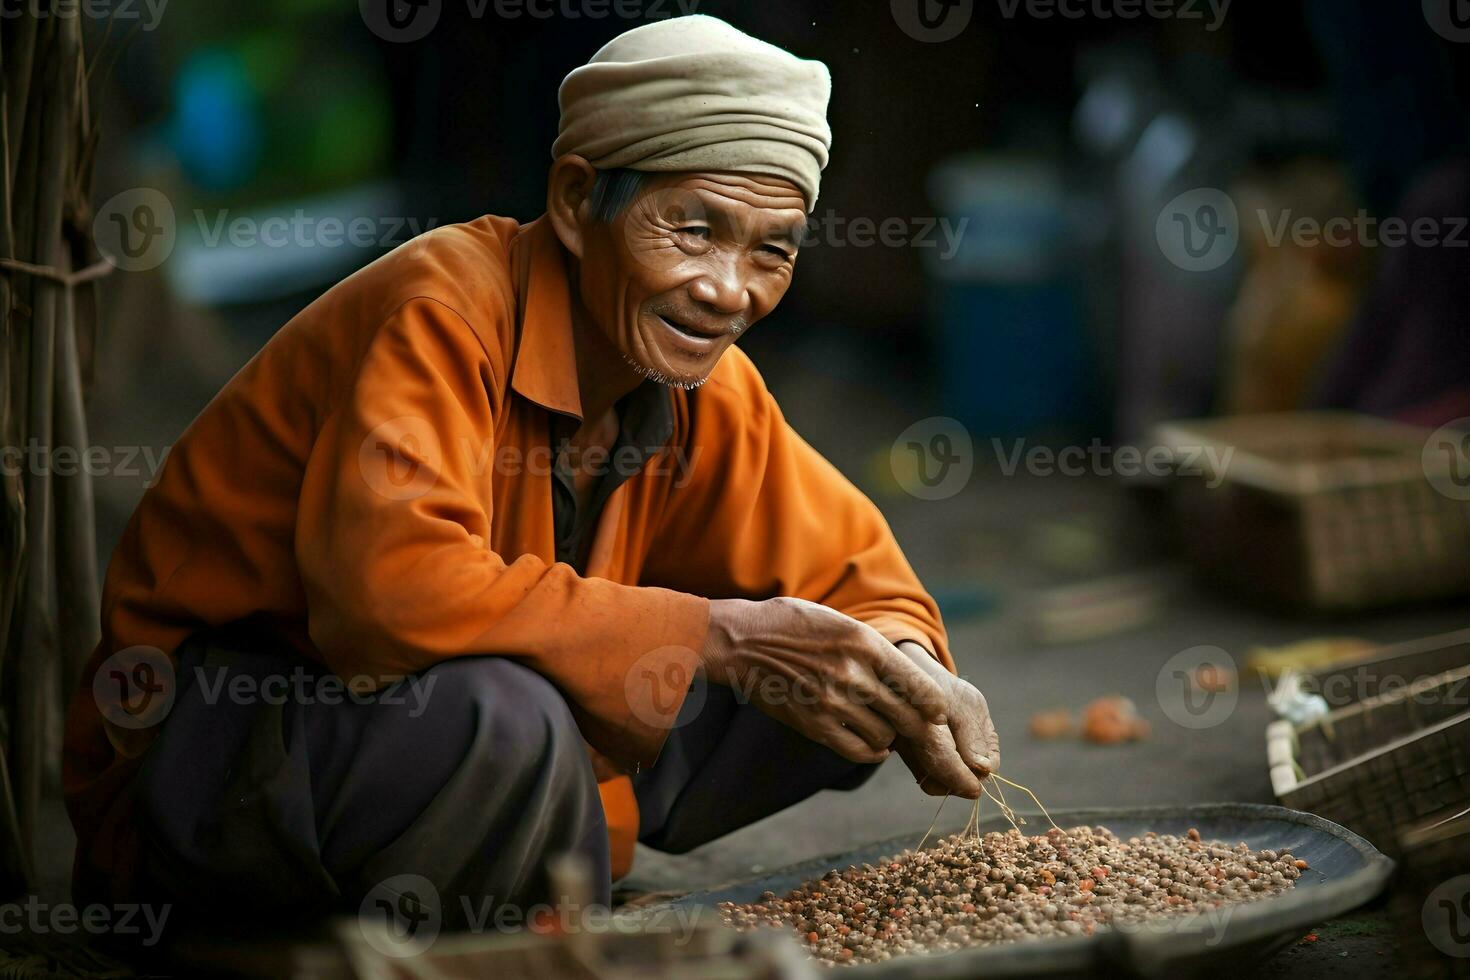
[915,773,949,797]
[831,701,897,751]
[816,719,890,765]
[918,726,981,799]
[950,690,1001,774]
[852,672,931,738]
[870,644,949,725]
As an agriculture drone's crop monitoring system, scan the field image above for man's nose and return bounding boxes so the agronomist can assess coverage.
[688,259,749,314]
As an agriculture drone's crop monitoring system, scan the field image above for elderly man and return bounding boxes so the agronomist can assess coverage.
[64,16,999,930]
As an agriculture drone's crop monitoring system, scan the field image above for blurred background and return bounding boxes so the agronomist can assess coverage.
[25,0,1470,972]
[83,0,1470,558]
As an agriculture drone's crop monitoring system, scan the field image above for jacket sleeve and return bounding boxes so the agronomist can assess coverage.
[641,352,953,671]
[294,297,710,766]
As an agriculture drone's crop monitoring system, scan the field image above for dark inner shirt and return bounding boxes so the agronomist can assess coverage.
[548,380,674,572]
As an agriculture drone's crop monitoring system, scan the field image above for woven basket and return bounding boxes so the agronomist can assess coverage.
[1395,809,1470,978]
[1267,665,1470,858]
[1153,412,1470,611]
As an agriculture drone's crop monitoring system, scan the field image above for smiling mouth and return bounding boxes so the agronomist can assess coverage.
[656,312,726,341]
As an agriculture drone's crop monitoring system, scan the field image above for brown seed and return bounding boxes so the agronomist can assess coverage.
[722,827,1297,966]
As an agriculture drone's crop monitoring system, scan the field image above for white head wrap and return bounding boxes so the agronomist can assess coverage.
[553,15,832,212]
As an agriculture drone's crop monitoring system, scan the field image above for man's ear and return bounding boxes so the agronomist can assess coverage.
[547,155,597,259]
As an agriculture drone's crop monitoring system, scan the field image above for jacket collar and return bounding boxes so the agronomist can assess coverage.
[509,215,584,420]
[507,215,675,448]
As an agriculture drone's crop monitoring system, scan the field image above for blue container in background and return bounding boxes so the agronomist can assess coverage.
[927,157,1098,442]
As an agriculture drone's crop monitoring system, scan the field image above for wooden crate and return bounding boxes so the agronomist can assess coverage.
[1303,629,1470,708]
[1267,665,1470,857]
[1396,809,1470,979]
[1154,412,1470,610]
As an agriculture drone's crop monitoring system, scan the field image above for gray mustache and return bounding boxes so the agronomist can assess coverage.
[651,305,748,336]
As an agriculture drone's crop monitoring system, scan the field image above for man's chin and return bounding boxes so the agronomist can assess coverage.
[621,351,712,390]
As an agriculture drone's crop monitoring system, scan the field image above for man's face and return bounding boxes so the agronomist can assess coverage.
[577,172,808,389]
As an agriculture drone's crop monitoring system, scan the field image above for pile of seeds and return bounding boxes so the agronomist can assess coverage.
[720,826,1307,966]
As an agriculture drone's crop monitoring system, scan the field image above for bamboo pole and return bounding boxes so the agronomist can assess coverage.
[3,13,40,193]
[15,16,71,855]
[0,1,103,892]
[54,282,100,756]
[0,8,24,663]
[0,25,31,900]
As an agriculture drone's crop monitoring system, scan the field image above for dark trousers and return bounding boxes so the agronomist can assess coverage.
[123,624,874,932]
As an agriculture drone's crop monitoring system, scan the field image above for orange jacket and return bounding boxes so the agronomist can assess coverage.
[64,214,951,885]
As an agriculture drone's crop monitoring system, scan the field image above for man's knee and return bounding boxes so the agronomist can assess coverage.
[422,657,584,767]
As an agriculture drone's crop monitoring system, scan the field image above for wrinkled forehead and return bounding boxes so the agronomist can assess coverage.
[630,171,810,240]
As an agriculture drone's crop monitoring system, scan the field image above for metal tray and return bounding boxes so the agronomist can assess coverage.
[652,804,1393,979]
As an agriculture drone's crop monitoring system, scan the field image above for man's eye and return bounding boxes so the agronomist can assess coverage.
[675,226,710,238]
[760,243,794,260]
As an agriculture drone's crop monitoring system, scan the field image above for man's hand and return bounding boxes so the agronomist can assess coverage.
[891,640,1000,800]
[700,597,949,765]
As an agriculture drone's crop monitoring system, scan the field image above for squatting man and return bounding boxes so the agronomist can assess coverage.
[65,16,1000,933]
